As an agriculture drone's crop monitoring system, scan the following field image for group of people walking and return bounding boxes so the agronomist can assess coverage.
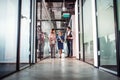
[49,27,73,58]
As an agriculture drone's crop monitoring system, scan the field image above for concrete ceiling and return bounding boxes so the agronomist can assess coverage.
[37,0,76,30]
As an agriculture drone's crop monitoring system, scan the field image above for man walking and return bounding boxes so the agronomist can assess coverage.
[66,27,73,58]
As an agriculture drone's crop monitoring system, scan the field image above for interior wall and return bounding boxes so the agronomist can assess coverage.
[69,14,79,58]
[83,0,94,64]
[74,0,79,59]
[0,0,18,63]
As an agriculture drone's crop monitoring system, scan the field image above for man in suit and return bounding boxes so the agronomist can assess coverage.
[66,27,73,58]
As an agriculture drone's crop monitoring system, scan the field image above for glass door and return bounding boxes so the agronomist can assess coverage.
[36,1,51,61]
[96,0,117,73]
[116,0,120,76]
[83,0,94,64]
[0,0,18,78]
[117,0,120,31]
[20,0,31,68]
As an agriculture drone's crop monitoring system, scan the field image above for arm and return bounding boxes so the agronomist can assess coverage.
[62,35,65,41]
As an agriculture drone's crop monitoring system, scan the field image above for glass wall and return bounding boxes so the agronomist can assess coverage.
[96,0,117,72]
[0,0,18,78]
[20,0,30,68]
[117,0,120,31]
[36,1,53,61]
[83,0,94,64]
[41,2,55,59]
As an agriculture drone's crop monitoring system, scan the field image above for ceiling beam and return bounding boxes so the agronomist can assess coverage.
[54,28,66,30]
[45,0,76,2]
[37,19,68,21]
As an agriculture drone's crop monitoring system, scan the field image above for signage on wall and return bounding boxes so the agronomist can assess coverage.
[62,13,70,18]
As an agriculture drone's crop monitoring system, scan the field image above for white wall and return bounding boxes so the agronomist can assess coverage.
[92,0,98,67]
[74,0,79,59]
[69,14,79,58]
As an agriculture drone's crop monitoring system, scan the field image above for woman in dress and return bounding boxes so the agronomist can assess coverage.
[57,31,64,58]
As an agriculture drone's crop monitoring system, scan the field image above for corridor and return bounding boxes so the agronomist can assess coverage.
[2,58,120,80]
[1,0,120,79]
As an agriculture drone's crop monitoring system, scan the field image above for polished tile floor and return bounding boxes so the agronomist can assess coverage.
[2,58,120,80]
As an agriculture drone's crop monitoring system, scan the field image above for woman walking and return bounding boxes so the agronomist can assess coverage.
[49,29,56,58]
[57,31,64,58]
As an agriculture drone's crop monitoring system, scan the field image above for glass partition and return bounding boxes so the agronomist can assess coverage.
[96,0,117,72]
[117,0,120,31]
[83,0,94,64]
[20,0,30,68]
[0,0,18,78]
[36,2,53,61]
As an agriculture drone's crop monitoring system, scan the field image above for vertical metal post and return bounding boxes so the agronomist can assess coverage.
[35,0,38,63]
[94,0,100,67]
[81,0,85,61]
[77,0,81,60]
[29,0,33,66]
[16,0,22,71]
[32,0,36,64]
[39,0,42,60]
[113,0,120,76]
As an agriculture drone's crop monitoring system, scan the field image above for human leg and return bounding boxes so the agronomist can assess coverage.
[67,41,70,57]
[50,44,53,58]
[59,49,62,58]
[53,44,56,58]
[70,40,73,57]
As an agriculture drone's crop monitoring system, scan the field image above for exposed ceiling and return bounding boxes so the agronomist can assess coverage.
[37,0,76,30]
[45,0,76,2]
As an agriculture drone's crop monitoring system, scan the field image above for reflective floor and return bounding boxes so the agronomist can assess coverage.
[2,58,120,80]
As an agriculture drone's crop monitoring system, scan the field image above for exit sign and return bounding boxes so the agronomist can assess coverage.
[62,13,70,18]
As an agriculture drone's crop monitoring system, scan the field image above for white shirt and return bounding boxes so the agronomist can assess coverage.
[67,31,70,36]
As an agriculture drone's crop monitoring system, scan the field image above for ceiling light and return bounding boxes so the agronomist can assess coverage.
[62,7,66,11]
[62,0,66,11]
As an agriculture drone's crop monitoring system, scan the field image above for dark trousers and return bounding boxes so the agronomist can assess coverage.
[67,40,73,57]
[50,44,56,58]
[39,43,44,59]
